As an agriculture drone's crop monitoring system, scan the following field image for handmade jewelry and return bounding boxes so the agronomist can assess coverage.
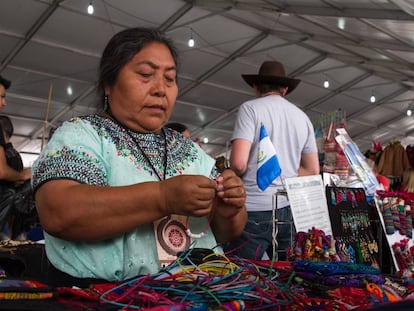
[382,202,395,235]
[103,111,217,263]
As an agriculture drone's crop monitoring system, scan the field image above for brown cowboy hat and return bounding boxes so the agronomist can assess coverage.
[242,61,301,94]
[0,75,11,89]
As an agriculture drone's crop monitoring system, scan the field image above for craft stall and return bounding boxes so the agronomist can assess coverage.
[2,128,414,310]
[2,186,414,309]
[1,238,414,311]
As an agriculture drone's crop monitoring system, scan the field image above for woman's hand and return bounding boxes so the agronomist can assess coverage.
[160,175,217,217]
[215,169,246,216]
[159,170,247,244]
[211,169,247,243]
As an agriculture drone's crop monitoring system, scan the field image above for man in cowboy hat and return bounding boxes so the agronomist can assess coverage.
[224,61,319,261]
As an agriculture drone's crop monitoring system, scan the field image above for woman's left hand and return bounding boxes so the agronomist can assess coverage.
[215,169,246,215]
[212,169,247,243]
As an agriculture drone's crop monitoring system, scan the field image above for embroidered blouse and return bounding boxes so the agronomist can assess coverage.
[31,115,218,281]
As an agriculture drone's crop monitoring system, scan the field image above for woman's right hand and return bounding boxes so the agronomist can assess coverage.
[160,175,217,217]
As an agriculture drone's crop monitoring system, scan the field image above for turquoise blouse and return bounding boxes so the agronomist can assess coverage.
[31,115,218,281]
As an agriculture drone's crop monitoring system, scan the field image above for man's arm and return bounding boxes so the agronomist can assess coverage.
[230,139,252,177]
[298,152,320,176]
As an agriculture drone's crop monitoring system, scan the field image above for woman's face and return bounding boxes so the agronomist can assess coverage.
[106,42,178,133]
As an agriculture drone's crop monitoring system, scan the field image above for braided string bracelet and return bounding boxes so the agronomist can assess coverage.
[185,184,220,239]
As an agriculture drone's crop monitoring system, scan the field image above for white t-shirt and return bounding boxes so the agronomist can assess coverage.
[232,95,317,211]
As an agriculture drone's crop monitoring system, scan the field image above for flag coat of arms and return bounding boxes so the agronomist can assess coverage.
[257,124,282,191]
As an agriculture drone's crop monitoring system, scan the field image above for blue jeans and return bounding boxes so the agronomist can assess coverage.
[223,207,295,261]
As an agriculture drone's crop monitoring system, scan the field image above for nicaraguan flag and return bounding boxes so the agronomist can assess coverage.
[257,124,281,191]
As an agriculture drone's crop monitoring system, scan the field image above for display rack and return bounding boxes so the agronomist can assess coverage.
[272,189,294,260]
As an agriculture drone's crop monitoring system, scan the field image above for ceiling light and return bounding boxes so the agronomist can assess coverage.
[188,37,194,48]
[337,18,346,30]
[87,2,94,14]
[203,137,208,144]
[66,86,73,95]
[370,89,377,103]
[188,28,195,47]
[323,80,330,88]
[407,109,412,116]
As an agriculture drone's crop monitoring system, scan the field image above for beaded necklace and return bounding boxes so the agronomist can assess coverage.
[104,111,209,243]
[105,110,167,181]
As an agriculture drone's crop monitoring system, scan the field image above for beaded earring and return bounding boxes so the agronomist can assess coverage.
[104,94,109,111]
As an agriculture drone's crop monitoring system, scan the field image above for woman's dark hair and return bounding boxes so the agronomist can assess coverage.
[0,115,14,138]
[98,27,179,106]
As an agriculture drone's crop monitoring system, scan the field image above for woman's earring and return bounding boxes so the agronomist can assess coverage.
[104,95,109,111]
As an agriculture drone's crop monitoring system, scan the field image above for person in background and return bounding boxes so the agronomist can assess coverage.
[167,121,202,146]
[0,116,31,185]
[166,122,191,138]
[32,27,247,287]
[0,76,11,239]
[0,75,11,111]
[0,75,11,148]
[224,61,319,261]
[0,115,33,239]
[0,76,33,239]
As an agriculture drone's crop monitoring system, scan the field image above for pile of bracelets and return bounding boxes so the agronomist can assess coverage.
[92,247,404,310]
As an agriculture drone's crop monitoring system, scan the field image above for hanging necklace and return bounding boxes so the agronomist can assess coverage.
[104,110,211,241]
[104,110,192,259]
[105,110,167,181]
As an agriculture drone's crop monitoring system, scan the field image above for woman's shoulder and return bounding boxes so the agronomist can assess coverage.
[66,114,106,127]
[56,115,113,137]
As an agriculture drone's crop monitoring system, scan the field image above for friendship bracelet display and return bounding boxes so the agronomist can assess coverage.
[325,187,380,267]
[375,191,414,276]
[91,249,406,310]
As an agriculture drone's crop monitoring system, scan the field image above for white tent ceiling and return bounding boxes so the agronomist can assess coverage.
[2,0,414,165]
